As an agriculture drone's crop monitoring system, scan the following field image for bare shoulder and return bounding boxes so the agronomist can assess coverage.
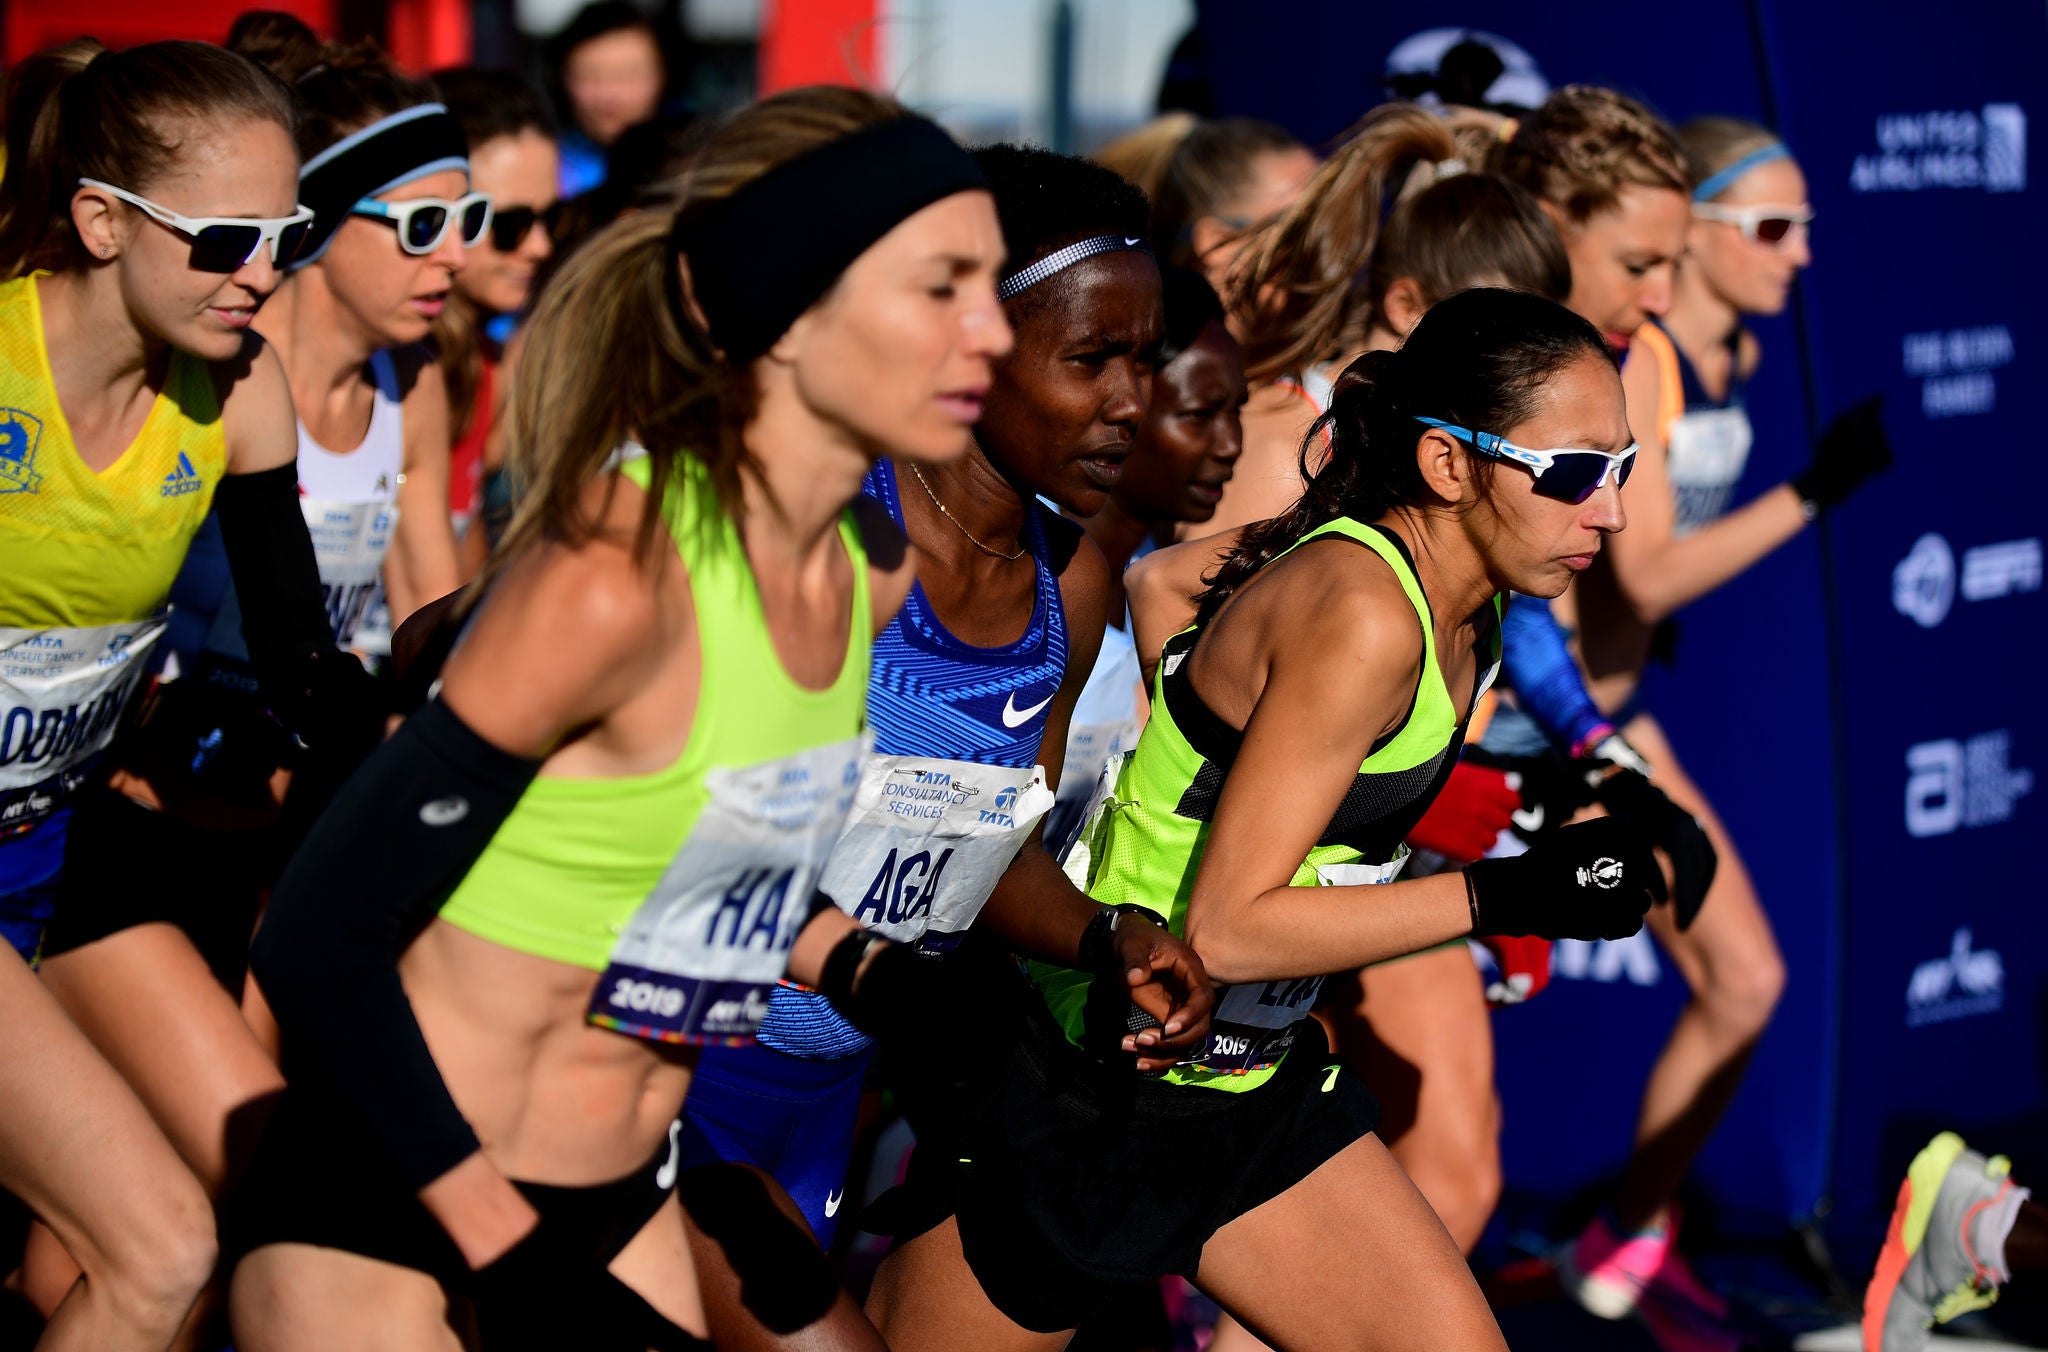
[443,475,677,750]
[1054,525,1112,638]
[850,491,914,630]
[1273,534,1426,670]
[1128,528,1238,646]
[217,334,297,474]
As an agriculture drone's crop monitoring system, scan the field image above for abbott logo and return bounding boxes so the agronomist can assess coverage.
[1905,730,2034,838]
[1893,532,2041,626]
[1906,928,2004,1027]
[1853,104,2027,193]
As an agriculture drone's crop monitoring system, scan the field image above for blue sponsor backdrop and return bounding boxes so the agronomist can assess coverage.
[1196,1,2046,1256]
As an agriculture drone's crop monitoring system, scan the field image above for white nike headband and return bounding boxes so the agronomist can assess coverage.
[997,234,1153,302]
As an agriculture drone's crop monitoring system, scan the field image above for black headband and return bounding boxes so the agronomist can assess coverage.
[672,117,987,362]
[296,104,470,266]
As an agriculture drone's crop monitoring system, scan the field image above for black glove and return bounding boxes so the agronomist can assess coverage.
[1593,770,1717,930]
[469,1221,697,1351]
[1464,816,1664,941]
[1793,395,1892,512]
[820,929,1021,1107]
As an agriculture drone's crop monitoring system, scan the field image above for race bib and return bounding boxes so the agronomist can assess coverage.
[816,753,1053,954]
[300,496,398,647]
[1666,406,1753,534]
[1189,851,1410,1075]
[0,621,164,823]
[588,736,864,1045]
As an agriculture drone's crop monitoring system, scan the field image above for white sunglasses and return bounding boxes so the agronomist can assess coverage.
[78,178,315,271]
[350,193,493,255]
[1689,202,1814,247]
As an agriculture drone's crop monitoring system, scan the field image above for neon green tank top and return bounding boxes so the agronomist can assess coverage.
[1,273,223,813]
[440,453,873,1044]
[1035,518,1500,1091]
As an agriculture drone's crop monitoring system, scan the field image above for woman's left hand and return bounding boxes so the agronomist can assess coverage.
[1111,915,1215,1072]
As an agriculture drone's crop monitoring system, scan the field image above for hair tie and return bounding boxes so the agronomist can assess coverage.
[1497,117,1520,143]
[997,234,1152,303]
[675,117,986,362]
[1434,158,1468,180]
[1691,141,1790,201]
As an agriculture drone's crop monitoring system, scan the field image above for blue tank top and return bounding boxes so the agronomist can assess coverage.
[752,458,1073,1058]
[1641,319,1754,534]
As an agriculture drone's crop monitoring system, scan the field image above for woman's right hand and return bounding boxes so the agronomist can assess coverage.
[418,1150,542,1271]
[1463,816,1664,941]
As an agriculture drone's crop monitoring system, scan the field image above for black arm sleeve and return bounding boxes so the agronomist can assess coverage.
[250,698,542,1191]
[213,463,385,746]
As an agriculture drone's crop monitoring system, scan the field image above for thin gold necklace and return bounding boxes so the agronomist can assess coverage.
[906,461,1026,562]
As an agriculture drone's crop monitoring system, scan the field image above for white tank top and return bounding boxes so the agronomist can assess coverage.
[297,349,403,652]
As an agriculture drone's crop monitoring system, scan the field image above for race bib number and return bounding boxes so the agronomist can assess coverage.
[1666,407,1753,534]
[0,620,164,820]
[816,754,1053,954]
[300,497,397,646]
[1189,852,1409,1075]
[588,736,864,1045]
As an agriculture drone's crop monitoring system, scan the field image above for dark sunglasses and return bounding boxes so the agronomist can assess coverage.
[1415,417,1638,504]
[1690,202,1814,247]
[351,193,493,255]
[485,202,564,252]
[79,178,314,273]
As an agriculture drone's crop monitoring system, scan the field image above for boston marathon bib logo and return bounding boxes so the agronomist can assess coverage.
[0,408,45,495]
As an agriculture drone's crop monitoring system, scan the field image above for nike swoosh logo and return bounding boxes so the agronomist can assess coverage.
[1125,237,1143,247]
[824,1188,843,1217]
[1002,689,1055,728]
[655,1119,681,1190]
[1322,1065,1340,1093]
[419,796,470,827]
[1512,804,1545,833]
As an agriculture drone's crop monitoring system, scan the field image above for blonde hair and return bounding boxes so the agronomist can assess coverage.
[1225,102,1456,383]
[1679,116,1782,199]
[1491,85,1688,223]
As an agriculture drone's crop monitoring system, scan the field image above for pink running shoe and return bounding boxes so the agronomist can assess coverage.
[1558,1211,1730,1321]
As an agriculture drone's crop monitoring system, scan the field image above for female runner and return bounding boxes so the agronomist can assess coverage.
[0,37,363,1350]
[228,87,1012,1349]
[675,142,1213,1351]
[867,287,1665,1352]
[1490,92,1888,1326]
[429,67,560,573]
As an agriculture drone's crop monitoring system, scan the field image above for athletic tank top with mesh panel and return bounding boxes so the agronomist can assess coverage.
[1632,319,1753,534]
[439,451,871,1047]
[753,456,1071,1059]
[0,273,223,831]
[1035,519,1500,1092]
[296,350,402,649]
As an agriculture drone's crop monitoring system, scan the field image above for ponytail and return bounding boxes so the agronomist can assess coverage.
[1195,287,1610,622]
[0,38,294,281]
[1225,103,1457,384]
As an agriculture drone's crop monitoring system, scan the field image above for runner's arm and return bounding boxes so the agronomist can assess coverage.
[384,354,463,629]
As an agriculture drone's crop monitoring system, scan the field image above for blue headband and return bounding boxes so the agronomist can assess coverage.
[1692,142,1790,202]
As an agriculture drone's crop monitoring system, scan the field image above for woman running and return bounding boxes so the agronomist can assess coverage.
[1484,93,1890,1331]
[675,142,1213,1350]
[240,29,464,660]
[1202,103,1460,538]
[867,287,1665,1352]
[429,67,559,575]
[1051,263,1245,852]
[0,37,364,1350]
[228,88,1011,1349]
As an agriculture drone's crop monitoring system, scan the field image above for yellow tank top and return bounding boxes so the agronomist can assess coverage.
[0,273,225,629]
[1,274,224,810]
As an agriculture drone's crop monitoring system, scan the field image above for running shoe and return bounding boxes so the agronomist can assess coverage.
[1558,1209,1729,1321]
[1863,1132,2025,1352]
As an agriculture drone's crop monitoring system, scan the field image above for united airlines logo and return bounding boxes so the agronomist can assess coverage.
[0,408,45,495]
[1852,105,2027,193]
[160,451,204,498]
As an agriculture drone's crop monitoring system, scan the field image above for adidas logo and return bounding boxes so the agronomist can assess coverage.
[160,451,203,498]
